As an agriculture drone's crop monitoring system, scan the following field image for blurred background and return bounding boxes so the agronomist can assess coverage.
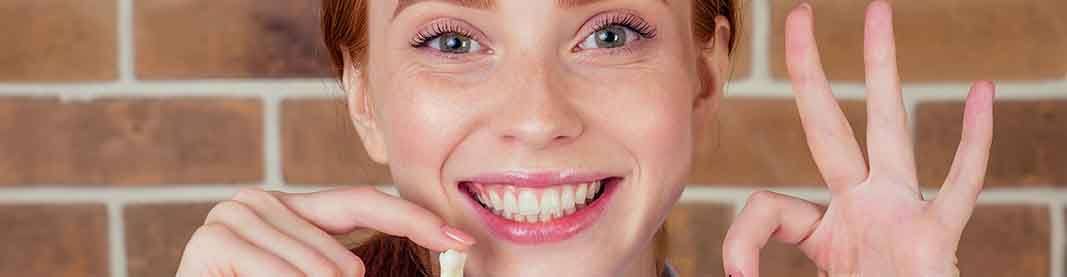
[1,0,1064,276]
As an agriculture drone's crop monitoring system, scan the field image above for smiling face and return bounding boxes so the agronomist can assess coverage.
[341,0,732,275]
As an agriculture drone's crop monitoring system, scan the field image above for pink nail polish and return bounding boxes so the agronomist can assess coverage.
[441,225,476,245]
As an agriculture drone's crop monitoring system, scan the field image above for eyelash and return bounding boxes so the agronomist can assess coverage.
[407,13,658,52]
[588,13,658,40]
[409,22,479,48]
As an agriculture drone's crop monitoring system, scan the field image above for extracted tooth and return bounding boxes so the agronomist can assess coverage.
[517,189,539,216]
[560,185,576,213]
[439,249,467,277]
[575,183,588,205]
[503,190,518,218]
[587,180,601,200]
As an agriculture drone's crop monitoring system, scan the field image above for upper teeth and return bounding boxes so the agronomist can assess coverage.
[473,180,603,223]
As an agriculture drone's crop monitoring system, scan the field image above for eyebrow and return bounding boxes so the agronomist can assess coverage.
[392,0,666,18]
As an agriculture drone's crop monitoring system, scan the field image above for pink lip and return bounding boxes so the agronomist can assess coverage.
[460,175,622,244]
[460,171,616,188]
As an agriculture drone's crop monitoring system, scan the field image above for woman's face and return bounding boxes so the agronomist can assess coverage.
[346,0,730,275]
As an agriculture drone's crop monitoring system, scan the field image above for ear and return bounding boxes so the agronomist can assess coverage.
[342,49,389,164]
[693,15,732,120]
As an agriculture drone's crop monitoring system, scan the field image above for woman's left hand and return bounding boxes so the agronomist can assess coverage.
[721,1,995,276]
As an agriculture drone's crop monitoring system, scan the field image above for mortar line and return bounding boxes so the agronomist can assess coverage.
[1051,201,1063,277]
[2,186,1065,204]
[107,202,128,277]
[262,95,284,190]
[116,0,134,82]
[905,95,920,144]
[0,80,1063,100]
[117,0,134,82]
[748,0,771,82]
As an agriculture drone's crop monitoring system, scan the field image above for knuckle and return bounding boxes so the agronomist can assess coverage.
[308,261,342,277]
[187,223,233,248]
[205,200,255,224]
[746,190,780,205]
[339,252,366,277]
[233,187,275,204]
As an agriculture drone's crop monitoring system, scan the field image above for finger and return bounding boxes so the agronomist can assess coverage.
[205,200,346,277]
[723,191,824,277]
[233,188,364,277]
[786,2,868,192]
[281,186,475,252]
[934,81,995,229]
[177,224,304,277]
[863,0,918,184]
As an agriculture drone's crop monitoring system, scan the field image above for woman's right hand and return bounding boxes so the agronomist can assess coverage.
[176,186,475,277]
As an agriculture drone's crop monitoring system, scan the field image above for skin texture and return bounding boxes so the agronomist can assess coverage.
[175,1,994,277]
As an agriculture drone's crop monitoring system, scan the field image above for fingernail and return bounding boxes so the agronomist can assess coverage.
[441,225,476,245]
[728,272,744,277]
[799,2,812,11]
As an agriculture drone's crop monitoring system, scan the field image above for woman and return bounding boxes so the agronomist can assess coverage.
[177,0,995,276]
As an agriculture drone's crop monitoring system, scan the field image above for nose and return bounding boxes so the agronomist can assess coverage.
[490,58,584,149]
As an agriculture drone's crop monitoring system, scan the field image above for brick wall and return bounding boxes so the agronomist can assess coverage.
[0,0,1064,276]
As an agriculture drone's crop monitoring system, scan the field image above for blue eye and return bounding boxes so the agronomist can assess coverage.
[579,25,640,49]
[427,32,483,54]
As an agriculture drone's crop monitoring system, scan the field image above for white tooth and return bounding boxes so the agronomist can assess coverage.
[477,192,488,205]
[587,180,601,199]
[539,213,552,222]
[517,189,539,216]
[488,190,503,211]
[564,208,576,216]
[540,187,560,220]
[560,185,576,213]
[503,190,519,216]
[575,183,588,205]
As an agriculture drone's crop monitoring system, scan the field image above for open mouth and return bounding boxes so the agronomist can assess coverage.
[459,177,618,223]
[457,174,623,243]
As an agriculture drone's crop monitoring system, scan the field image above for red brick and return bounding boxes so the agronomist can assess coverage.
[665,203,816,276]
[664,203,731,276]
[0,97,263,186]
[281,99,392,185]
[917,100,1067,187]
[0,0,116,81]
[770,0,1067,82]
[689,98,866,186]
[0,204,109,277]
[125,203,215,277]
[135,0,330,79]
[958,205,1049,276]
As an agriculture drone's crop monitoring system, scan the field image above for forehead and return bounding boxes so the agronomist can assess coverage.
[392,0,672,16]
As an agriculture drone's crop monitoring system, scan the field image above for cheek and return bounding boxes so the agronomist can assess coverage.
[591,66,698,187]
[374,74,479,205]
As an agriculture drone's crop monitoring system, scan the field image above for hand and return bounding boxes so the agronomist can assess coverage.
[176,186,475,277]
[722,1,995,276]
